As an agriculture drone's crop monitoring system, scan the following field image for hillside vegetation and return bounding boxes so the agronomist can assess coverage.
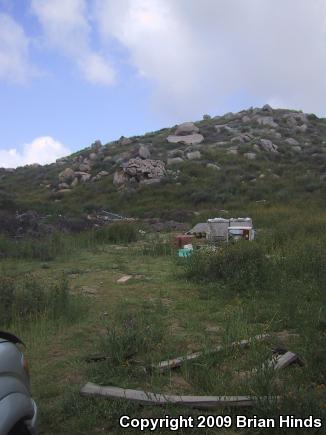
[0,105,325,220]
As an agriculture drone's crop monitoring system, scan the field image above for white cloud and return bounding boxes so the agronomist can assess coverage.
[31,0,115,85]
[0,13,34,83]
[93,0,326,118]
[0,136,71,168]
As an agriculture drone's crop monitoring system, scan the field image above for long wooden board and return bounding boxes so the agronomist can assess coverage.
[152,334,270,373]
[80,382,278,408]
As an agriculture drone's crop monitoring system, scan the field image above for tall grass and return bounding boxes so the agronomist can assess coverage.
[182,241,269,292]
[0,273,70,326]
[0,222,139,262]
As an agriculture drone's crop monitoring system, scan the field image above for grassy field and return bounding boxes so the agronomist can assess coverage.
[1,209,326,434]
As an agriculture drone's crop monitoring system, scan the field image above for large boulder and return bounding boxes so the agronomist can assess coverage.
[175,122,199,135]
[138,144,151,159]
[75,172,91,183]
[296,124,308,133]
[78,162,91,172]
[262,104,273,113]
[166,133,204,145]
[260,138,278,153]
[255,116,278,128]
[89,152,98,161]
[113,169,128,187]
[58,167,75,183]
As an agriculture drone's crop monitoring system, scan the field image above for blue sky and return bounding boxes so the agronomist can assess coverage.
[0,0,325,167]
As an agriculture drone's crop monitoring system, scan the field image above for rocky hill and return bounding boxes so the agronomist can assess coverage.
[1,105,325,221]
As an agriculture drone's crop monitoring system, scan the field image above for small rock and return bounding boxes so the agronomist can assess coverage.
[167,157,184,165]
[186,151,201,160]
[262,104,273,112]
[244,152,256,160]
[206,163,221,171]
[292,146,302,152]
[99,170,109,176]
[285,138,299,146]
[58,182,70,189]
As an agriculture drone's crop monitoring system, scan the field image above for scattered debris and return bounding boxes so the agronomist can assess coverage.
[272,351,304,370]
[80,383,278,408]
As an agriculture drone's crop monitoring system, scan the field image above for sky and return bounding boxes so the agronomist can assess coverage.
[0,0,325,168]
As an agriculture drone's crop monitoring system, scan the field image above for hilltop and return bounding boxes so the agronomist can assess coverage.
[1,105,325,222]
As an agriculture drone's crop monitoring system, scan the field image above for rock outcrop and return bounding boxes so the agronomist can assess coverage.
[113,158,166,188]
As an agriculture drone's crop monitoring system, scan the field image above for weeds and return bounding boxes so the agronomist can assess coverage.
[0,273,70,326]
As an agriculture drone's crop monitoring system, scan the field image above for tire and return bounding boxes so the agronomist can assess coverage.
[8,420,30,435]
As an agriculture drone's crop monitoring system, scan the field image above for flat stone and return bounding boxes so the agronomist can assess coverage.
[167,157,184,165]
[166,133,204,145]
[117,275,132,283]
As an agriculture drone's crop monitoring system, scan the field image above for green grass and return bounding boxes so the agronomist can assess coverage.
[0,204,325,434]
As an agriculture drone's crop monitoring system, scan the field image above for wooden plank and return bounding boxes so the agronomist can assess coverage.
[152,334,269,373]
[80,382,278,408]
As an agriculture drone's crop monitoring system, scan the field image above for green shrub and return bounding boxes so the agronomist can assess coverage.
[183,242,268,292]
